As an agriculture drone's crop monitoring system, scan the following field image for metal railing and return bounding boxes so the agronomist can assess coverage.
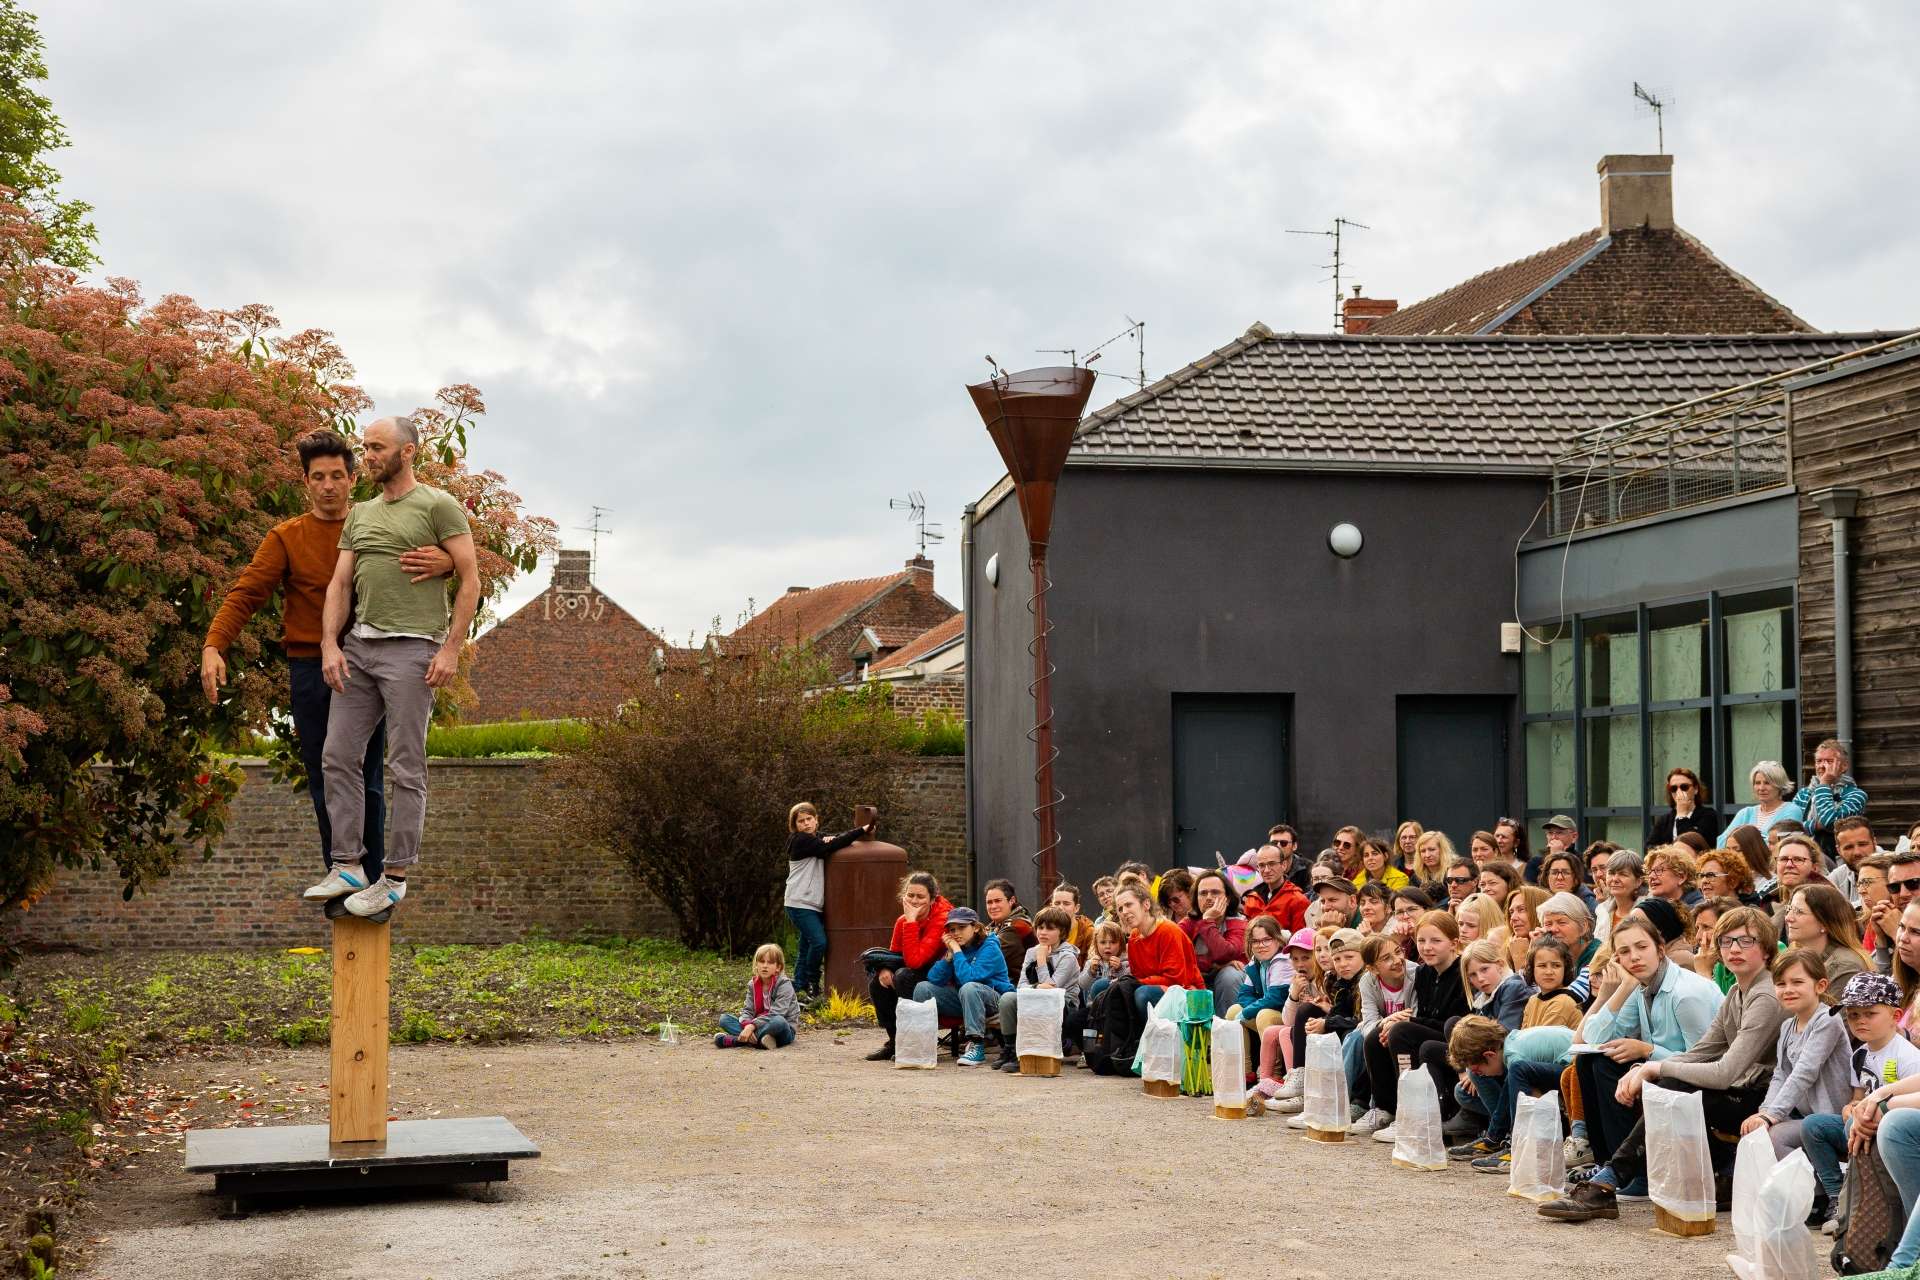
[1546,331,1920,537]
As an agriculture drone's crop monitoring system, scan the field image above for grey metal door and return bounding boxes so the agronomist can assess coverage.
[1397,696,1510,849]
[1172,695,1290,865]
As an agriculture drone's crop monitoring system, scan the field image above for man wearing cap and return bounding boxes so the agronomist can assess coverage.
[1311,866,1362,931]
[1535,815,1578,886]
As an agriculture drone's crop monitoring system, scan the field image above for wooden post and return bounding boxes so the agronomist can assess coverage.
[1653,1205,1714,1238]
[1017,1055,1060,1077]
[330,916,390,1144]
[1142,1079,1180,1099]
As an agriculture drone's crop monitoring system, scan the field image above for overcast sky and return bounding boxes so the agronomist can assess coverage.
[36,2,1920,641]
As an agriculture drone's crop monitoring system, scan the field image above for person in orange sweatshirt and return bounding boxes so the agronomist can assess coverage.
[200,431,449,891]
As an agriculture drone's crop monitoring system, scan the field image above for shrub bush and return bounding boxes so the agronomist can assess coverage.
[558,646,904,955]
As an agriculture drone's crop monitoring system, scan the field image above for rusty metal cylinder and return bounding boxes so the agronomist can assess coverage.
[823,837,908,996]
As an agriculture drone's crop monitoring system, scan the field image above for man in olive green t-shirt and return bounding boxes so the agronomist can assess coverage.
[305,415,480,919]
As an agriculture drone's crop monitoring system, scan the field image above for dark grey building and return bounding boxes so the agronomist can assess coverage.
[963,328,1882,900]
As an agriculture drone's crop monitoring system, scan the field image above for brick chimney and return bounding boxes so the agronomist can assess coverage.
[552,548,592,593]
[1598,153,1674,232]
[1342,286,1398,334]
[904,554,934,593]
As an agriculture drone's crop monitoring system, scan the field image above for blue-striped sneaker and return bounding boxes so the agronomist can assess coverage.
[302,864,368,900]
[344,876,406,918]
[957,1040,986,1066]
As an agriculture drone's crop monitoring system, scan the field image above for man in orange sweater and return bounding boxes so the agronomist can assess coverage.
[201,431,450,889]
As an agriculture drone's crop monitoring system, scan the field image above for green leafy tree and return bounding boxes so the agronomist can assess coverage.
[559,646,906,956]
[0,199,555,916]
[0,0,95,269]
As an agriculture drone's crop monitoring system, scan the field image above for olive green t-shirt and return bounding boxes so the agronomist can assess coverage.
[338,484,471,640]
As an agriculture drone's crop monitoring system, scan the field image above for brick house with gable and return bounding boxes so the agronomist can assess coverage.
[465,549,664,720]
[862,612,964,714]
[1345,154,1811,337]
[728,555,957,682]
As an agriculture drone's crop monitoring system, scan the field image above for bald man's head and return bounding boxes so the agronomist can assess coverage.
[360,416,418,484]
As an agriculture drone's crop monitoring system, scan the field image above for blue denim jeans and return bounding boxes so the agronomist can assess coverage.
[719,1012,794,1047]
[1502,1058,1568,1147]
[1133,984,1167,1021]
[785,907,827,995]
[913,980,1002,1039]
[288,656,384,879]
[1343,1028,1369,1100]
[1463,1070,1504,1140]
[1877,1108,1920,1267]
[1801,1111,1850,1199]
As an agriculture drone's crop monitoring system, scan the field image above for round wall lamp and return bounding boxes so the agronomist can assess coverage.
[1328,522,1363,558]
[984,552,1000,586]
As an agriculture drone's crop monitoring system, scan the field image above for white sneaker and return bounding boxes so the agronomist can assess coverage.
[1286,1112,1312,1129]
[1262,1094,1292,1113]
[1820,1217,1840,1237]
[344,876,406,917]
[1563,1135,1594,1168]
[1271,1095,1305,1114]
[302,864,368,900]
[1350,1107,1391,1136]
[1274,1073,1304,1101]
[1371,1122,1398,1144]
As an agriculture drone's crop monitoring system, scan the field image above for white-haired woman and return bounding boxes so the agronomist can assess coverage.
[1726,760,1805,839]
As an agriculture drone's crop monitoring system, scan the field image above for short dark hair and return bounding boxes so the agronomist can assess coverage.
[1050,881,1081,906]
[1391,886,1435,912]
[1033,906,1073,935]
[983,878,1018,905]
[296,429,356,475]
[1836,816,1875,840]
[1267,823,1297,843]
[1357,881,1393,905]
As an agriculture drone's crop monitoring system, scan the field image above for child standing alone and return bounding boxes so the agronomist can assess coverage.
[783,802,874,1004]
[715,944,801,1049]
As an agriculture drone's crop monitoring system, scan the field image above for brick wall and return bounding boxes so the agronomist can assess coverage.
[5,756,970,950]
[814,578,958,681]
[885,675,965,716]
[1502,228,1808,335]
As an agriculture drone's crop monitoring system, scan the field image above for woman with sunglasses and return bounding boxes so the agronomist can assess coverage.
[1649,767,1724,849]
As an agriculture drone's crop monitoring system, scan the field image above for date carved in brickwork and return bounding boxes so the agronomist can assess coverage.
[543,590,608,623]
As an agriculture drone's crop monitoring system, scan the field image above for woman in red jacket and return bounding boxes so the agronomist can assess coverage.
[865,871,951,1061]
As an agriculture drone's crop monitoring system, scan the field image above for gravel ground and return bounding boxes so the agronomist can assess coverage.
[71,1031,1810,1279]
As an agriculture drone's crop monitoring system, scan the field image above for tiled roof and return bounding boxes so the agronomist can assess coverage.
[1071,329,1896,473]
[729,573,907,647]
[1368,226,1811,337]
[859,624,927,650]
[871,613,964,673]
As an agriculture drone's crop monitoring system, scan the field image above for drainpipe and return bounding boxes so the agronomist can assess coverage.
[1810,487,1861,752]
[959,501,977,900]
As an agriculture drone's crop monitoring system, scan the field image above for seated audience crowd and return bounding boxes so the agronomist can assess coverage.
[851,738,1920,1258]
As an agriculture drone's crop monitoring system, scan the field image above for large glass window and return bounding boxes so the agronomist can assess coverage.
[1522,588,1796,851]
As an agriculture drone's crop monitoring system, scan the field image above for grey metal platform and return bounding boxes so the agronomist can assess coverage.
[185,1116,538,1213]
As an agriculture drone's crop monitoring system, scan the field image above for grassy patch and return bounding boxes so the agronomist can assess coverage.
[8,936,751,1051]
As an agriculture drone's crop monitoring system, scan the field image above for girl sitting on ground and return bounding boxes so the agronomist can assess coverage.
[995,906,1083,1071]
[1360,911,1470,1142]
[911,906,1013,1067]
[1741,949,1849,1172]
[1348,933,1414,1119]
[1280,929,1367,1127]
[1263,930,1324,1108]
[1462,937,1529,1031]
[1521,937,1583,1029]
[1230,914,1293,1039]
[716,944,800,1050]
[865,872,951,1062]
[1075,920,1130,1068]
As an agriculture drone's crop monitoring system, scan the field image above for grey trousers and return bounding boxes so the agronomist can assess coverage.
[323,633,438,869]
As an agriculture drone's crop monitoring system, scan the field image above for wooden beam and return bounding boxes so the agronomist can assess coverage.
[330,916,390,1144]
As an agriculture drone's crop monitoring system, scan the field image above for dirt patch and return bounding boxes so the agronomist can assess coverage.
[62,1029,1797,1280]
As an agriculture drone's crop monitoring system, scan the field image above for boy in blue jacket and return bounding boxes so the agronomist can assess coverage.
[912,907,1013,1066]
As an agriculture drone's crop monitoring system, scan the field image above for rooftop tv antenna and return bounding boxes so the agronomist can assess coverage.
[1286,217,1371,331]
[888,490,944,556]
[1633,82,1670,154]
[1037,317,1148,390]
[576,505,613,566]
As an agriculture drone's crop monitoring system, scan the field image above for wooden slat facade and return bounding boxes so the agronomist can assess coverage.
[1794,351,1920,829]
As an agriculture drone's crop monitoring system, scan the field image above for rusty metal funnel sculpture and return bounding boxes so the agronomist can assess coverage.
[967,365,1096,894]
